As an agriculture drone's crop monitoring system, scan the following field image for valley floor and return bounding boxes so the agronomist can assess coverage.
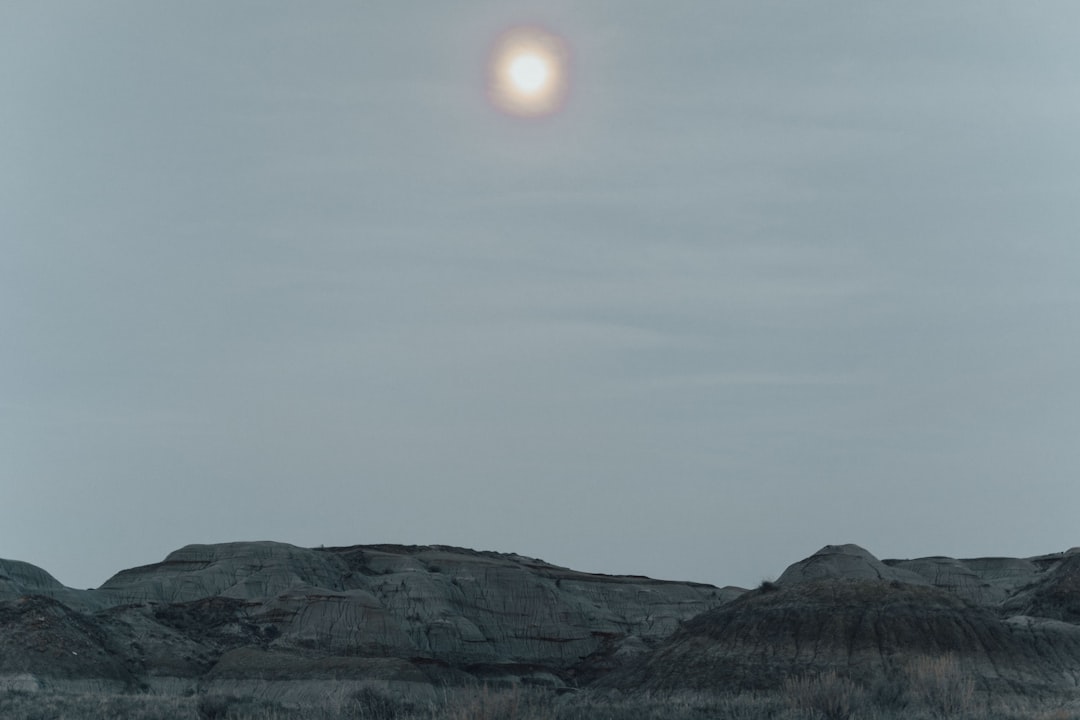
[3,684,1079,720]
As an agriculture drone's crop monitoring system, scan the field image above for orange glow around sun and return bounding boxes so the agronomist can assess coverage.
[488,26,569,118]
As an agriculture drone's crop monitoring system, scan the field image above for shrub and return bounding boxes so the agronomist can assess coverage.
[905,653,975,718]
[350,686,410,719]
[441,685,556,720]
[782,670,865,720]
[197,694,234,720]
[869,671,909,710]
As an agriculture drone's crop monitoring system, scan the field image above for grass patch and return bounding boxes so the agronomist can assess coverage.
[0,672,1077,720]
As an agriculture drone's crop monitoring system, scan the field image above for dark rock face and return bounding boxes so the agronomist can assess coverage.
[98,542,732,670]
[603,579,1080,693]
[4,541,1080,699]
[778,544,929,586]
[882,556,1007,605]
[0,559,102,611]
[0,542,732,691]
[603,544,1080,696]
[1003,552,1080,624]
[0,595,138,686]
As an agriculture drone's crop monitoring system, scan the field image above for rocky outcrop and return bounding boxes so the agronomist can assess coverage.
[98,542,349,605]
[781,544,1080,615]
[1003,552,1080,624]
[0,559,101,611]
[4,541,1080,701]
[97,542,732,671]
[777,544,928,586]
[882,556,1008,605]
[1,542,732,693]
[602,577,1080,694]
[0,595,137,688]
[604,544,1080,696]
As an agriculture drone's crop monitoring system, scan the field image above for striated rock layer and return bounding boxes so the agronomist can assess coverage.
[0,542,737,692]
[604,544,1080,696]
[4,540,1080,700]
[0,559,102,611]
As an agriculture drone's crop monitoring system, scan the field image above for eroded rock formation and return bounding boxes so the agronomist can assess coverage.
[0,542,734,694]
[3,541,1079,701]
[604,544,1080,696]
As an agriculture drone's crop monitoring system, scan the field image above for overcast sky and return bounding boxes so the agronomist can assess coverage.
[4,2,1079,592]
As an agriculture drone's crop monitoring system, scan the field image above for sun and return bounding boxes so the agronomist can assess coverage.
[509,54,549,94]
[488,26,569,117]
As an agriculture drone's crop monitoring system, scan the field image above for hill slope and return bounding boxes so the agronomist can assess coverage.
[3,541,1079,701]
[602,544,1080,696]
[0,541,735,694]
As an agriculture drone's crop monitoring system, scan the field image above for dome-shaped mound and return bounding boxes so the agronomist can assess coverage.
[777,544,927,586]
[601,577,1080,694]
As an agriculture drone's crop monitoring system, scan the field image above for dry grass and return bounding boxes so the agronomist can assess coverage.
[440,684,555,720]
[0,690,198,720]
[1,666,1077,720]
[904,653,976,718]
[782,670,866,720]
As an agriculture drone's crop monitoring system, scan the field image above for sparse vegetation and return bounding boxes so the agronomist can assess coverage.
[783,669,866,720]
[349,685,415,719]
[904,653,977,718]
[196,693,232,720]
[1,673,1077,720]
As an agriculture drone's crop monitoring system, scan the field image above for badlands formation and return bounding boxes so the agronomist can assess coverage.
[1,541,1079,702]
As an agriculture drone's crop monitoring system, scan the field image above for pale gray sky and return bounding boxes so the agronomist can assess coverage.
[3,2,1079,591]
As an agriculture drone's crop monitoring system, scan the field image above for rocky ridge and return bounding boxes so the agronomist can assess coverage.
[604,544,1080,696]
[0,542,737,696]
[2,541,1079,702]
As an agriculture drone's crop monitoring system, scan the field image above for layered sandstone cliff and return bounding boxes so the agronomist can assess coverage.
[3,541,1079,701]
[603,544,1080,696]
[0,542,738,693]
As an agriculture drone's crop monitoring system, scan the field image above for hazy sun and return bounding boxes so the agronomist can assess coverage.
[488,26,569,117]
[509,54,549,93]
